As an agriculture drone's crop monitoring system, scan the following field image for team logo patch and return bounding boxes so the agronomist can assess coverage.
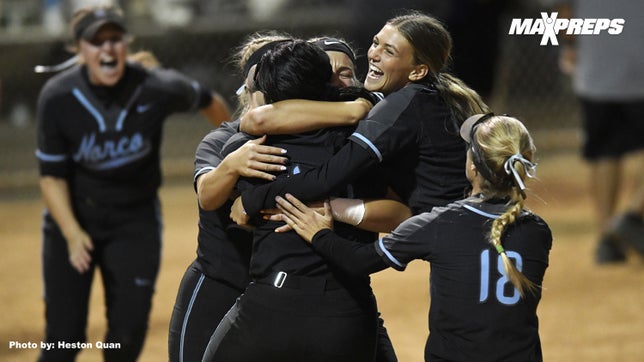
[136,103,154,113]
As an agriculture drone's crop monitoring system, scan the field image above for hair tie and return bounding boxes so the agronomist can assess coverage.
[495,244,505,254]
[504,154,537,197]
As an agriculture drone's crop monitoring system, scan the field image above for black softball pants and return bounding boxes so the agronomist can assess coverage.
[202,276,379,362]
[38,198,161,362]
[168,262,244,362]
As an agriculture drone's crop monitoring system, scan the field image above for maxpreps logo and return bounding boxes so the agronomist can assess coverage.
[509,12,625,46]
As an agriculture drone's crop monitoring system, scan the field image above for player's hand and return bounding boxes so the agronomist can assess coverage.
[230,196,250,226]
[65,228,94,274]
[259,207,292,232]
[263,200,325,233]
[275,194,333,243]
[230,135,287,181]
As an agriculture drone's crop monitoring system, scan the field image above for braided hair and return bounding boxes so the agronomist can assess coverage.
[467,114,539,297]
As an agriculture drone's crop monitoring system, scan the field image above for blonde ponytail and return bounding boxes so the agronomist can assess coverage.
[470,115,540,297]
[489,199,538,297]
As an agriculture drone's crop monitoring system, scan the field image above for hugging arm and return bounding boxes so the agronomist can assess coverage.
[240,99,372,135]
[197,135,287,211]
[274,194,389,276]
[312,229,390,276]
[240,141,377,216]
[358,199,412,233]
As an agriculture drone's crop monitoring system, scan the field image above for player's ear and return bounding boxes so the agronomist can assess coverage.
[408,64,429,82]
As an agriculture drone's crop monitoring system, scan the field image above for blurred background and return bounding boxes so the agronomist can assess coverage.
[3,2,644,362]
[0,0,578,192]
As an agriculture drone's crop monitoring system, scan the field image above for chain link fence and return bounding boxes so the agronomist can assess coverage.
[0,0,579,191]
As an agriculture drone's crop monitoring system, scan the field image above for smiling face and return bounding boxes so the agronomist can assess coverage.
[79,24,127,87]
[364,24,425,95]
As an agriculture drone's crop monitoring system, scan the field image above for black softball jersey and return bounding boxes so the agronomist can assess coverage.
[311,196,553,362]
[36,63,212,205]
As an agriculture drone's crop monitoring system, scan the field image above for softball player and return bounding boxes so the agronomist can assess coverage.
[277,114,553,362]
[230,35,402,362]
[167,33,292,362]
[35,6,228,361]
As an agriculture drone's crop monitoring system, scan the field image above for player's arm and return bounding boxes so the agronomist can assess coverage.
[201,92,232,127]
[332,198,412,233]
[269,197,411,234]
[275,194,389,276]
[39,176,93,274]
[160,67,231,127]
[240,98,372,135]
[197,135,287,211]
[239,140,377,217]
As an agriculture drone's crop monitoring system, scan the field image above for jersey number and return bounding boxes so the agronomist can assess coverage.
[479,249,523,305]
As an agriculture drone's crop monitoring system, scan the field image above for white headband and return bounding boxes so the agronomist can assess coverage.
[503,154,537,196]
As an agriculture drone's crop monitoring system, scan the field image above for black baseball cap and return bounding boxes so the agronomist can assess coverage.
[72,7,127,41]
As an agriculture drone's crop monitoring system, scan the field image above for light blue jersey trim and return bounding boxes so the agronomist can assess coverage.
[73,88,106,132]
[115,109,128,131]
[194,166,215,182]
[35,150,67,162]
[463,204,500,219]
[378,237,405,268]
[351,132,383,162]
[179,273,205,362]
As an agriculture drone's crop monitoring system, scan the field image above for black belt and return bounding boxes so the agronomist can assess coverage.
[255,271,342,291]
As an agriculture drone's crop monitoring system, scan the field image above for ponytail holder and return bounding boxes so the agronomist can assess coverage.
[503,154,537,197]
[495,244,505,254]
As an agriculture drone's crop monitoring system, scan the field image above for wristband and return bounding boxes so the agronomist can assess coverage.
[329,197,365,226]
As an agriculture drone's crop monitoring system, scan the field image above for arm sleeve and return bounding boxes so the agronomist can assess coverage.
[155,68,212,112]
[193,120,240,190]
[35,85,70,178]
[311,229,390,276]
[240,140,377,215]
[347,89,417,162]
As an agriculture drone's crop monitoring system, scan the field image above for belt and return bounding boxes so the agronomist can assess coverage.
[255,271,342,291]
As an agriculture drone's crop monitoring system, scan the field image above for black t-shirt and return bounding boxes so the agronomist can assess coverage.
[192,120,253,289]
[36,63,212,205]
[241,82,469,216]
[312,196,552,362]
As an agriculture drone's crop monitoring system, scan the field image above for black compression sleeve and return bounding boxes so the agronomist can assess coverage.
[240,141,376,215]
[311,229,389,276]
